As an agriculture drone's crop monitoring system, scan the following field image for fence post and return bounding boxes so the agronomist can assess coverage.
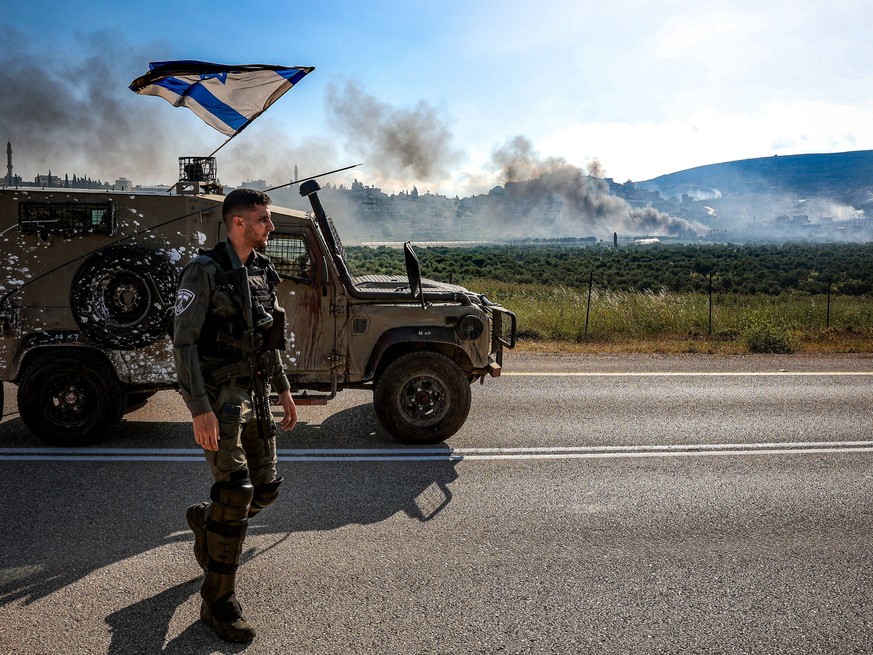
[708,271,713,337]
[826,279,831,328]
[584,269,593,339]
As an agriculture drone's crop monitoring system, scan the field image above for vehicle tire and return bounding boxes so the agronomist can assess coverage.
[17,350,124,446]
[70,245,177,350]
[374,351,472,444]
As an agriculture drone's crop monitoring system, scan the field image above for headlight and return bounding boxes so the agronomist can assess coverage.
[456,314,485,341]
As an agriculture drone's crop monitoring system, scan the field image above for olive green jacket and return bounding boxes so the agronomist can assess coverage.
[172,241,291,417]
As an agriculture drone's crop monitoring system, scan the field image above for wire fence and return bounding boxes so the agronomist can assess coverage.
[471,275,873,353]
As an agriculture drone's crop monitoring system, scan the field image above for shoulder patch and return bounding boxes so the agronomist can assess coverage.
[174,289,196,316]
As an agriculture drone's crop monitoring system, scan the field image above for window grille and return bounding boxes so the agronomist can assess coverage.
[265,235,313,281]
[18,202,116,235]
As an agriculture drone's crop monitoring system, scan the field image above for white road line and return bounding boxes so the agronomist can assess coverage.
[2,441,872,462]
[504,371,873,377]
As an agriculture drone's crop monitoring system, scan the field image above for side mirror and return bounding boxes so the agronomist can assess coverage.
[403,241,425,309]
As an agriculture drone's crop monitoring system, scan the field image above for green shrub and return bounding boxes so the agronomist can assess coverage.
[742,313,796,353]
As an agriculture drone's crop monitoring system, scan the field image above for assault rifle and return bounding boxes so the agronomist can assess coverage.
[237,267,278,440]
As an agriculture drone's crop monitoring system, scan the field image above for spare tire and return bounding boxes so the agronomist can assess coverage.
[70,245,177,350]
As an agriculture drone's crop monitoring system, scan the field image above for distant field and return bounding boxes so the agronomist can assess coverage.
[346,243,873,353]
[346,242,873,294]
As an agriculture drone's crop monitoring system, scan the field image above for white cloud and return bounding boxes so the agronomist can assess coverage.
[535,99,873,182]
[652,4,783,62]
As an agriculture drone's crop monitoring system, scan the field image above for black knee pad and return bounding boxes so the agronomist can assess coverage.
[249,476,283,516]
[209,473,254,522]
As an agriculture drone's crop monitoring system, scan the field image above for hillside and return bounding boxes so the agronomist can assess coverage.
[267,150,873,243]
[638,150,873,204]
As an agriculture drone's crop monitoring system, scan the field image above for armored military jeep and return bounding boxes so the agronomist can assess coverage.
[0,172,516,446]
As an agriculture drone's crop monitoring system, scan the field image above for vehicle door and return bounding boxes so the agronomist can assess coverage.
[263,229,338,379]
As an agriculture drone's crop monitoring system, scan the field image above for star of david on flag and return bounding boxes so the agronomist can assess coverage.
[130,61,314,136]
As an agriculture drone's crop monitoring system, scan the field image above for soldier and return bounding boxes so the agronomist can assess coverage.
[173,188,297,643]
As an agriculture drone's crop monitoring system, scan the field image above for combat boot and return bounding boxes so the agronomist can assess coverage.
[185,501,209,573]
[200,475,255,642]
[200,596,256,643]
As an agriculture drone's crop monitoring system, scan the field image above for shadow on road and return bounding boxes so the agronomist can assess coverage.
[0,401,459,652]
[104,580,251,655]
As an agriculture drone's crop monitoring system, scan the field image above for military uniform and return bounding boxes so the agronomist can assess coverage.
[173,239,290,642]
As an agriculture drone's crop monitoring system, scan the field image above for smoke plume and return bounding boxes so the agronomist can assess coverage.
[490,136,707,238]
[325,81,462,184]
[0,27,202,184]
[493,135,568,182]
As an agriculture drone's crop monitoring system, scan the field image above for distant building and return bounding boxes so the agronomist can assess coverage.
[35,172,62,187]
[774,214,811,228]
[241,179,268,191]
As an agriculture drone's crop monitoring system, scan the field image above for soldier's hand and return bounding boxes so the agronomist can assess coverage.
[193,411,220,451]
[279,390,298,431]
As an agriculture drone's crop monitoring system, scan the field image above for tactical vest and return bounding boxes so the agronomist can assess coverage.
[197,242,286,357]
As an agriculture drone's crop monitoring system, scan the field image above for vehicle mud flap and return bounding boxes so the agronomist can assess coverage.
[69,245,177,350]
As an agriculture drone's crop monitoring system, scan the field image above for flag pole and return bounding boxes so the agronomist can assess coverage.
[207,137,233,158]
[209,133,238,157]
[207,115,260,157]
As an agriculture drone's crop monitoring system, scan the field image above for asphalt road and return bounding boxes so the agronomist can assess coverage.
[1,353,872,654]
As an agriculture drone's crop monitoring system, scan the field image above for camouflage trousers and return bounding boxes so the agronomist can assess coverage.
[204,380,277,487]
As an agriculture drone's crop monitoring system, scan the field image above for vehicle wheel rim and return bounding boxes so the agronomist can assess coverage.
[398,375,449,426]
[95,269,152,328]
[44,375,97,428]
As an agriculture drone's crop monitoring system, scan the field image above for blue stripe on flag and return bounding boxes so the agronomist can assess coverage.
[276,68,310,86]
[158,76,249,132]
[153,76,194,101]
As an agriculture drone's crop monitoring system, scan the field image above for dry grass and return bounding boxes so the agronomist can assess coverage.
[513,333,873,355]
[474,279,873,355]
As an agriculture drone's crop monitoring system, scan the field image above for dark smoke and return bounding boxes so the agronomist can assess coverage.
[325,81,462,183]
[586,158,606,180]
[0,27,199,184]
[491,136,706,238]
[493,135,568,182]
[0,33,706,241]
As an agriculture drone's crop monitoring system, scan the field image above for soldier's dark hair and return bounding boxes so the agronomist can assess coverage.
[222,188,272,223]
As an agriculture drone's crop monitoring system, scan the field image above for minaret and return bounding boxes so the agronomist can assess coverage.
[293,164,298,185]
[6,141,12,186]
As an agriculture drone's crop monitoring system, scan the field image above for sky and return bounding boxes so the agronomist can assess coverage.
[3,0,873,197]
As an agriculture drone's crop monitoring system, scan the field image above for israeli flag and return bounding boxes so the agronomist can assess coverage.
[130,61,314,136]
